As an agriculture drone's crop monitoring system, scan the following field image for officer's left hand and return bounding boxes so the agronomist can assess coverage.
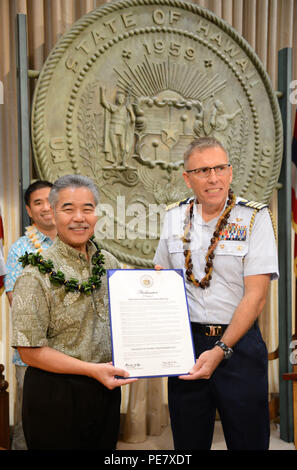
[179,346,224,380]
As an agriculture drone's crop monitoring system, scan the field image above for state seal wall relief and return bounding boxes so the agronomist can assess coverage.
[31,0,283,267]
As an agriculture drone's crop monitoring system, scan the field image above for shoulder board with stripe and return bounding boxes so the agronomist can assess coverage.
[237,199,268,211]
[165,197,193,211]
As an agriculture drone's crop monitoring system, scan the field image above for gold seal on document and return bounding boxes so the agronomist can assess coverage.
[31,0,283,267]
[140,274,154,288]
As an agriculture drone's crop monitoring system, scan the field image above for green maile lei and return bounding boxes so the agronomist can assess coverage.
[18,238,106,295]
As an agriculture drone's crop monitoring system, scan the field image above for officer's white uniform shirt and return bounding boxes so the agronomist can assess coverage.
[154,197,279,325]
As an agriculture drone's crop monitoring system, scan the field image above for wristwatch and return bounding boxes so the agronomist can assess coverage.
[214,340,233,359]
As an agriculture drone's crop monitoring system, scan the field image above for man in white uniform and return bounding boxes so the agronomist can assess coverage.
[154,137,278,450]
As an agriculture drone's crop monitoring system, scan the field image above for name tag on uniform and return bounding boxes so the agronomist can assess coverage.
[218,223,247,241]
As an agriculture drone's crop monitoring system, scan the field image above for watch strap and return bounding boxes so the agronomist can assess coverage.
[214,340,233,359]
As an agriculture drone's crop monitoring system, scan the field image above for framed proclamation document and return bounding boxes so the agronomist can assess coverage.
[107,269,195,378]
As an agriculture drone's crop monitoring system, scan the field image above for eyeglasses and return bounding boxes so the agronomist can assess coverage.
[185,163,231,179]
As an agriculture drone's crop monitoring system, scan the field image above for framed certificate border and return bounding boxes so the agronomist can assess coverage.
[107,268,195,379]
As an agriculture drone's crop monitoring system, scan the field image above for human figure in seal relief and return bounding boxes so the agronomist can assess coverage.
[100,87,135,167]
[193,99,240,143]
[209,99,240,133]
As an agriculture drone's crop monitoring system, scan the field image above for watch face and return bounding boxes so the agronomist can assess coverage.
[215,341,233,359]
[224,349,233,359]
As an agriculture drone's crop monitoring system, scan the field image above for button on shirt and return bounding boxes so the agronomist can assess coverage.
[153,197,279,324]
[5,229,53,365]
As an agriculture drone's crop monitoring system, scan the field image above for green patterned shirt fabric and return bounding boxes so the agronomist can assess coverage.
[12,237,120,363]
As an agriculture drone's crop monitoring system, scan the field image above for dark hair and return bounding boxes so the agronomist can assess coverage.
[24,180,53,206]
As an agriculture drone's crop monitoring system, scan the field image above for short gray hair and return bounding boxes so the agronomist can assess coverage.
[184,137,228,169]
[49,174,99,208]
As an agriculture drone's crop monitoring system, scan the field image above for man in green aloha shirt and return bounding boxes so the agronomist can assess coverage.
[12,174,137,450]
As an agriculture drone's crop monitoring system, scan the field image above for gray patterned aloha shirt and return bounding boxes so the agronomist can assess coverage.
[12,237,120,363]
